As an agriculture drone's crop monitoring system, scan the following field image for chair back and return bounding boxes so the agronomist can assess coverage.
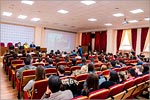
[11,60,24,64]
[31,79,48,99]
[76,73,88,83]
[123,80,135,90]
[71,66,81,72]
[65,67,71,75]
[134,76,143,85]
[7,42,13,47]
[88,89,110,99]
[142,74,150,81]
[57,61,67,66]
[32,63,44,67]
[45,68,57,76]
[0,42,5,47]
[109,84,124,97]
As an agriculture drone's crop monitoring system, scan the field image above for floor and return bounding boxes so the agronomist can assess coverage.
[0,57,17,100]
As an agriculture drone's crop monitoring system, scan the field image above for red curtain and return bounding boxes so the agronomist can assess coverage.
[95,31,100,51]
[117,30,123,51]
[86,32,92,46]
[81,33,87,46]
[100,31,107,52]
[141,27,149,52]
[131,29,137,51]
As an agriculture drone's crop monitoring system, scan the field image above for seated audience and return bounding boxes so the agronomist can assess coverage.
[57,65,66,78]
[44,58,55,68]
[23,42,29,48]
[23,66,46,93]
[135,65,144,77]
[126,68,136,80]
[72,58,77,66]
[100,64,108,71]
[16,57,36,80]
[81,73,99,96]
[100,70,119,89]
[142,65,149,75]
[41,75,73,100]
[119,71,127,83]
[78,57,87,67]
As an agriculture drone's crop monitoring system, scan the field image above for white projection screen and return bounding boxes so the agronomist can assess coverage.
[44,29,76,53]
[0,23,34,46]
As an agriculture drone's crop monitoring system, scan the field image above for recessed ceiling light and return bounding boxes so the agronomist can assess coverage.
[31,18,40,21]
[113,13,124,17]
[144,18,150,21]
[128,20,138,23]
[80,0,96,5]
[2,12,12,16]
[18,15,27,19]
[21,0,34,5]
[130,9,144,14]
[57,9,69,14]
[105,23,112,26]
[88,18,97,21]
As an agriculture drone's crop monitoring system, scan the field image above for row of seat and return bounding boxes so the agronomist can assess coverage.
[72,74,150,100]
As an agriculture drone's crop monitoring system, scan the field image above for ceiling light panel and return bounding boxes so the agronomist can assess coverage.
[31,18,40,21]
[88,18,97,21]
[113,13,124,17]
[80,0,96,5]
[105,23,112,26]
[128,20,138,23]
[21,0,34,5]
[2,12,12,16]
[144,18,150,21]
[18,15,27,19]
[57,9,69,14]
[130,9,144,14]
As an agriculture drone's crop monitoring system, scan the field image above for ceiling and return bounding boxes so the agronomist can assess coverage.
[1,0,150,32]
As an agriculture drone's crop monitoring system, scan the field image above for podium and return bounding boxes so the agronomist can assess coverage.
[0,47,47,56]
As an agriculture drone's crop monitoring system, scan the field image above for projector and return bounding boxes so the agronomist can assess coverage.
[122,18,128,25]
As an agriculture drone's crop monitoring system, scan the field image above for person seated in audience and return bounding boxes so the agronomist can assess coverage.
[78,57,87,67]
[71,58,77,66]
[81,73,99,96]
[41,75,73,100]
[100,70,119,89]
[88,63,95,73]
[142,65,149,75]
[16,57,36,80]
[64,55,70,62]
[71,50,77,56]
[23,65,46,93]
[57,65,66,78]
[126,68,136,80]
[55,50,61,56]
[118,71,127,83]
[111,60,120,68]
[135,65,144,77]
[22,50,26,57]
[55,57,60,64]
[30,50,35,55]
[23,42,29,48]
[115,60,121,68]
[120,60,126,67]
[44,58,55,68]
[100,64,108,71]
[30,42,36,48]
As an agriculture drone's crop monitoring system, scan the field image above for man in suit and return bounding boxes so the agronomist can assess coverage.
[30,42,36,48]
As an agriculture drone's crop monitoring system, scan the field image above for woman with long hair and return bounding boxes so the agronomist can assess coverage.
[23,65,46,92]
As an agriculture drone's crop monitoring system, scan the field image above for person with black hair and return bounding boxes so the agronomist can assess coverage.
[100,70,119,89]
[142,65,149,75]
[72,58,77,66]
[44,58,55,68]
[16,57,36,80]
[41,75,73,100]
[127,68,136,80]
[57,65,65,78]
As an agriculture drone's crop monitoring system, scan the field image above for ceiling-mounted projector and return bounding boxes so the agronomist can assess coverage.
[122,18,128,25]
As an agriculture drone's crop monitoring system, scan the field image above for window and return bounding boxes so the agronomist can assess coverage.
[0,23,34,45]
[144,43,150,52]
[119,30,132,50]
